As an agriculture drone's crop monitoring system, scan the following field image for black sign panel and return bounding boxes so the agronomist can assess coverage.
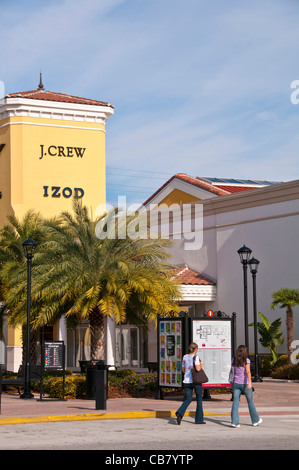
[43,341,65,370]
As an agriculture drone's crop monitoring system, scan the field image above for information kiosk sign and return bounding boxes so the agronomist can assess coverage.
[40,340,66,400]
[43,341,65,370]
[190,317,234,388]
[157,316,187,389]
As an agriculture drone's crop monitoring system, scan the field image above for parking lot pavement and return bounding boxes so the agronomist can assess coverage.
[0,413,298,450]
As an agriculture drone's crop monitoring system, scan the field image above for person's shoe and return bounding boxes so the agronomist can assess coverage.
[231,423,240,428]
[195,421,206,424]
[175,412,182,425]
[252,418,263,427]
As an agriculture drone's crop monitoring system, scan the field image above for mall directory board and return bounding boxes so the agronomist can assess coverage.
[157,316,187,388]
[190,317,235,388]
[43,340,65,370]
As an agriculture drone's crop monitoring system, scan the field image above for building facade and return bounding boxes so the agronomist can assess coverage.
[143,174,299,365]
[0,80,114,371]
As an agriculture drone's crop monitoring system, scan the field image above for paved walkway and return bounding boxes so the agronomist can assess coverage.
[0,379,298,425]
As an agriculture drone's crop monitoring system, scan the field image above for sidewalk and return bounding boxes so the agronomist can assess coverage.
[0,380,298,425]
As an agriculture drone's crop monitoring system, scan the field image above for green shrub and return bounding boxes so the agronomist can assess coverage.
[43,369,73,378]
[43,376,86,399]
[247,354,296,377]
[261,355,273,376]
[271,364,299,380]
[108,371,157,391]
[275,355,289,368]
[108,369,137,379]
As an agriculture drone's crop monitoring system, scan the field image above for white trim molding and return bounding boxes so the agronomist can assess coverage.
[178,284,216,301]
[0,121,106,132]
[0,96,114,124]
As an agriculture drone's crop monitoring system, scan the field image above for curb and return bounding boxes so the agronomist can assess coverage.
[0,410,229,426]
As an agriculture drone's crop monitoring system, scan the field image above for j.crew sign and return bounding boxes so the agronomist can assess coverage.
[39,144,86,159]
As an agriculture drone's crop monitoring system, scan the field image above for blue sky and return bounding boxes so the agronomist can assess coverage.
[1,0,299,205]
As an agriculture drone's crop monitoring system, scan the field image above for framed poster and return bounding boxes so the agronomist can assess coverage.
[157,316,186,388]
[190,317,234,388]
[43,340,65,370]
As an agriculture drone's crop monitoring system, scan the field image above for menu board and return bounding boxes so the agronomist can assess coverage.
[191,318,233,387]
[43,341,65,370]
[158,318,185,388]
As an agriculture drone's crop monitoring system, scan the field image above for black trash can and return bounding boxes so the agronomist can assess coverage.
[85,360,110,405]
[94,360,109,410]
[79,360,92,374]
[85,362,97,400]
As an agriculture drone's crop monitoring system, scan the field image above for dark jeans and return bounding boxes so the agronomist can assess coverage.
[176,383,204,423]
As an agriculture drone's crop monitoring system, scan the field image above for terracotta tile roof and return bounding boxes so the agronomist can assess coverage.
[4,89,114,108]
[197,177,280,193]
[143,173,229,206]
[171,265,215,286]
[214,185,254,193]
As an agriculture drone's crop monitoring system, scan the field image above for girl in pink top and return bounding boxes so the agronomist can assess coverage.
[230,345,262,428]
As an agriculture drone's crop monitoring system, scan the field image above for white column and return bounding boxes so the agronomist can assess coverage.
[58,315,68,365]
[106,316,116,369]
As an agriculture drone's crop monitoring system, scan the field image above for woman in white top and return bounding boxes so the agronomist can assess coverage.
[175,342,206,425]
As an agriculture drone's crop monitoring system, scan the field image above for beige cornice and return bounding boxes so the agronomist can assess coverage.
[0,97,114,124]
[202,179,299,216]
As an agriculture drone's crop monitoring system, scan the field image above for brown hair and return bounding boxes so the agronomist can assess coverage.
[188,342,198,353]
[235,345,248,367]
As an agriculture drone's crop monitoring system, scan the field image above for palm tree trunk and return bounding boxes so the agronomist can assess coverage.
[89,306,105,362]
[286,305,294,364]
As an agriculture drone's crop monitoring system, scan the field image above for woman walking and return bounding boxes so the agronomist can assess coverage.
[230,345,262,428]
[175,342,206,425]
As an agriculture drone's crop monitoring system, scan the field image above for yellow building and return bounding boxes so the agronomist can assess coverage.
[0,78,113,224]
[0,77,114,370]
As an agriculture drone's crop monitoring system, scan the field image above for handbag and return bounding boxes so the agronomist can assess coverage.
[229,366,235,384]
[192,356,209,384]
[229,357,235,384]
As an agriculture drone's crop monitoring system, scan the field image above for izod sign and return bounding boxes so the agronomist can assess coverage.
[39,144,86,159]
[43,186,84,199]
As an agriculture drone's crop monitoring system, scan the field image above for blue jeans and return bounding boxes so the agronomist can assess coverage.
[231,383,260,425]
[176,383,204,423]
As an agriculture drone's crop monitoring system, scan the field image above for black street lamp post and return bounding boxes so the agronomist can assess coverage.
[237,244,252,348]
[249,256,263,382]
[20,238,37,399]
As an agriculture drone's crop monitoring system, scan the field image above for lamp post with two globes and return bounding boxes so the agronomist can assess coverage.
[248,256,262,382]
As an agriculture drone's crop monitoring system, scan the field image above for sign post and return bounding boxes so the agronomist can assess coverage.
[40,340,66,400]
[156,313,236,399]
[190,315,236,393]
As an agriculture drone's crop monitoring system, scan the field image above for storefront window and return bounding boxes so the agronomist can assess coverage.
[115,324,147,370]
[67,324,90,368]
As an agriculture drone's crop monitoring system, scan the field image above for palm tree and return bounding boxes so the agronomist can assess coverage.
[30,200,181,361]
[0,210,49,362]
[271,288,299,363]
[249,312,284,366]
